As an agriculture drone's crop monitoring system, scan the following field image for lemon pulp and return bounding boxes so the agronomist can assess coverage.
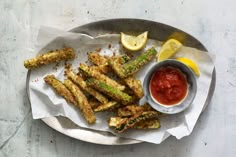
[120,31,148,51]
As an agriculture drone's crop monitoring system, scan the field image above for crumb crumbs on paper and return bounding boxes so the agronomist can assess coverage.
[32,78,39,82]
[52,62,60,71]
[64,60,69,66]
[95,48,102,52]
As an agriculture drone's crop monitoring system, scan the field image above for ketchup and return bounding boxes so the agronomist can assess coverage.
[149,66,188,106]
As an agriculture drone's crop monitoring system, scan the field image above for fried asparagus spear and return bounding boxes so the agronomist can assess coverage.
[135,119,160,129]
[117,104,154,117]
[90,65,110,74]
[89,52,143,98]
[109,47,157,78]
[88,52,110,73]
[109,117,160,129]
[88,52,130,74]
[24,48,75,69]
[109,117,127,128]
[79,63,125,91]
[86,78,133,105]
[94,101,119,112]
[44,75,76,105]
[89,52,130,65]
[65,67,108,104]
[64,79,96,124]
[88,51,108,65]
[89,53,145,99]
[113,111,159,133]
[88,98,101,110]
[123,76,144,99]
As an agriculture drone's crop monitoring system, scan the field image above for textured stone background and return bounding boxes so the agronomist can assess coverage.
[0,0,235,156]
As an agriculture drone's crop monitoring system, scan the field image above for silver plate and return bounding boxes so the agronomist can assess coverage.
[26,18,216,145]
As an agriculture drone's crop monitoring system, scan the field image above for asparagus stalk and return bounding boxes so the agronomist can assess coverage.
[109,117,160,129]
[135,119,160,129]
[117,104,154,117]
[86,78,133,105]
[89,52,130,66]
[88,52,130,74]
[64,79,96,124]
[109,47,157,78]
[24,48,75,69]
[88,52,109,65]
[94,101,119,112]
[123,76,144,99]
[44,75,77,105]
[114,111,159,133]
[79,63,126,91]
[65,68,108,104]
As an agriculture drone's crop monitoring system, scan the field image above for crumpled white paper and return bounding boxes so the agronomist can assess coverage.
[29,26,215,144]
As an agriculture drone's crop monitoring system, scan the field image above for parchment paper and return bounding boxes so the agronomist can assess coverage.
[29,26,215,144]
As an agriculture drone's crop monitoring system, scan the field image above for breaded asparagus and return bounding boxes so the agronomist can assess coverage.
[88,52,109,66]
[86,78,133,105]
[24,48,75,69]
[88,98,101,110]
[108,117,127,127]
[109,47,157,78]
[44,75,76,105]
[108,117,160,129]
[135,119,160,129]
[65,67,108,103]
[123,47,157,75]
[64,79,96,124]
[94,101,119,112]
[88,52,110,73]
[89,52,130,74]
[117,104,154,117]
[109,58,124,77]
[90,65,110,74]
[79,63,125,91]
[123,76,144,99]
[114,111,159,133]
[89,52,130,66]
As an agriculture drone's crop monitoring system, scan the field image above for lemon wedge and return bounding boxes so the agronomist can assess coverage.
[176,58,200,76]
[121,31,148,51]
[157,39,182,62]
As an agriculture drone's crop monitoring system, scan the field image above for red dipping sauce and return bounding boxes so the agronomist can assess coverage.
[149,66,188,106]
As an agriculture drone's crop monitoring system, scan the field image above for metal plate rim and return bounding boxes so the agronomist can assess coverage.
[26,18,216,145]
